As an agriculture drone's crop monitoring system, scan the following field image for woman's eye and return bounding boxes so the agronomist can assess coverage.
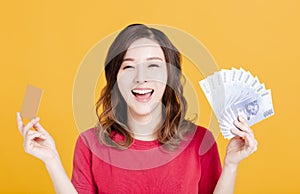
[148,64,159,68]
[123,65,134,70]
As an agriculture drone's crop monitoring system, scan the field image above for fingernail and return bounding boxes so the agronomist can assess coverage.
[239,116,244,121]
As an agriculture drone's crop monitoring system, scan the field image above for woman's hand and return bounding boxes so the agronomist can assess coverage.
[17,112,78,194]
[224,116,258,167]
[16,112,59,164]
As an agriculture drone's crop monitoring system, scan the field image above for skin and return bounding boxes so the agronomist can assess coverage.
[214,116,258,194]
[16,114,77,194]
[16,38,258,194]
[117,38,167,140]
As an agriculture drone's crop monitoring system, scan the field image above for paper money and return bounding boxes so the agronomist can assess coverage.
[199,67,275,139]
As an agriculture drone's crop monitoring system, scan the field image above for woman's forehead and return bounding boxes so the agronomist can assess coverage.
[128,38,160,49]
[124,38,165,61]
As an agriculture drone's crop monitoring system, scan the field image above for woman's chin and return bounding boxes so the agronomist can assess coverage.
[128,108,152,118]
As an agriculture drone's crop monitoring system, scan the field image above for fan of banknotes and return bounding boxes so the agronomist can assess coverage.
[199,67,275,139]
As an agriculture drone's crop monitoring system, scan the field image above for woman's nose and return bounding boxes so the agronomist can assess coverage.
[134,65,147,83]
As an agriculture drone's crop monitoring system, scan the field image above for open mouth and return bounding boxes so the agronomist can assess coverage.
[131,89,154,102]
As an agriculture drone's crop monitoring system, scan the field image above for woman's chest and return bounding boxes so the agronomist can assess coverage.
[91,149,201,193]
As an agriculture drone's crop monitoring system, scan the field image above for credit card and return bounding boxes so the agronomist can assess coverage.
[20,85,43,120]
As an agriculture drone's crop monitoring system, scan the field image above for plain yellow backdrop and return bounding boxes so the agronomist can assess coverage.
[1,0,299,193]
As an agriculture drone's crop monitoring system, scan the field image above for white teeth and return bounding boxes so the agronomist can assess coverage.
[132,89,153,95]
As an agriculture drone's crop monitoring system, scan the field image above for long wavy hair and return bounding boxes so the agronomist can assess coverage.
[95,24,195,150]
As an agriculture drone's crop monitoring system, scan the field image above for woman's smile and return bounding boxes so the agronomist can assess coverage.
[131,88,154,103]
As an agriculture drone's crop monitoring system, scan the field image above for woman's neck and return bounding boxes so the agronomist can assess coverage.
[127,104,163,141]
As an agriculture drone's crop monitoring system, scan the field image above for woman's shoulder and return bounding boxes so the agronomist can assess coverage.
[184,123,214,141]
[191,125,218,156]
[194,125,215,139]
[75,127,99,148]
[80,127,98,136]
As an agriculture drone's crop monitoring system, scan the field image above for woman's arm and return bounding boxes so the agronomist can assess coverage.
[45,156,78,194]
[214,116,258,194]
[213,163,238,194]
[16,112,78,194]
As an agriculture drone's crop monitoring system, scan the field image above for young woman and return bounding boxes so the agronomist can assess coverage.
[17,24,258,194]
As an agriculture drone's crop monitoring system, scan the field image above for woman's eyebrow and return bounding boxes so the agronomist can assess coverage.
[123,58,134,62]
[122,57,163,62]
[146,57,163,61]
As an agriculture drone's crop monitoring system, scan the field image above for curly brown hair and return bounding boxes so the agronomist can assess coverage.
[95,24,195,150]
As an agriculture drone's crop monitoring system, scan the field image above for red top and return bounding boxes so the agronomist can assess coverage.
[71,126,222,194]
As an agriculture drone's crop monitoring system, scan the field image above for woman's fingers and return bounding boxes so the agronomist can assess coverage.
[16,112,24,134]
[233,117,258,150]
[231,127,258,154]
[245,133,258,154]
[233,116,254,136]
[17,112,49,137]
[17,112,41,136]
[26,130,47,140]
[23,130,46,152]
[231,128,249,140]
[238,115,249,127]
[17,112,40,137]
[22,117,40,136]
[33,122,48,134]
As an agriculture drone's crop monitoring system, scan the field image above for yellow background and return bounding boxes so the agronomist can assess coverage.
[1,0,299,193]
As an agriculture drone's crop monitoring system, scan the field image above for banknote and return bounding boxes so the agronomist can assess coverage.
[199,67,275,139]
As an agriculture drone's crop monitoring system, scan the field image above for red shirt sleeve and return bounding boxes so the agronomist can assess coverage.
[198,130,222,194]
[71,135,97,194]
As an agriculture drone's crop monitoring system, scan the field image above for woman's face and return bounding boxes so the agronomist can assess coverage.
[117,38,168,119]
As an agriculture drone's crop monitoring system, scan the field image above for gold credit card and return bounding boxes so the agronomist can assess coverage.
[20,85,43,120]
